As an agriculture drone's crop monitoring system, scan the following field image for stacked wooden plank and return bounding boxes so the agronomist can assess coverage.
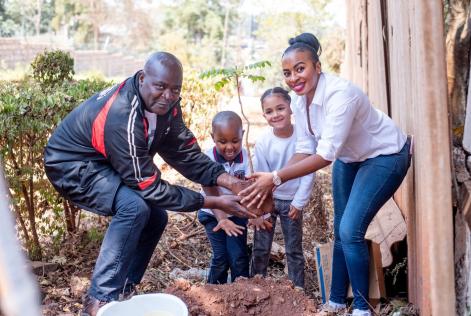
[344,1,454,315]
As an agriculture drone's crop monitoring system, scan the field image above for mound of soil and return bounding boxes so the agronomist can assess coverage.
[164,276,319,316]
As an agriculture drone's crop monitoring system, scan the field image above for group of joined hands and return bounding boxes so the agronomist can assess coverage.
[208,176,302,237]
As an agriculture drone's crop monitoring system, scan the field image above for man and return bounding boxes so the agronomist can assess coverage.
[44,52,253,316]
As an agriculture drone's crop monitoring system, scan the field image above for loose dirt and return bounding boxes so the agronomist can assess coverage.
[165,276,318,316]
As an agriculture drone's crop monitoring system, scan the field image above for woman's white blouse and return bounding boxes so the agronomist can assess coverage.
[292,73,407,163]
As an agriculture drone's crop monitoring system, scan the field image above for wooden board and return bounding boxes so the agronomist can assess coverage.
[366,0,389,114]
[386,0,419,304]
[365,198,407,267]
[463,59,471,152]
[408,2,455,315]
[314,241,385,306]
[343,0,368,90]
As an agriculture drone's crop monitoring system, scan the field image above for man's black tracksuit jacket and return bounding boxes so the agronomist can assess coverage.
[44,71,225,215]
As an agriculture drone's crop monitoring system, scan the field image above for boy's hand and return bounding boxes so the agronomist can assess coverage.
[248,216,273,231]
[213,218,245,237]
[288,205,301,220]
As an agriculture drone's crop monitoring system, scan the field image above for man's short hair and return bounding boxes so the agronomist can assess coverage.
[144,52,182,73]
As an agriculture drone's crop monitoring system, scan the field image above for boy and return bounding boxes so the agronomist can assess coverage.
[198,111,250,284]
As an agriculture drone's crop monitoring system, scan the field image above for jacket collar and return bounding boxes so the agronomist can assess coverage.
[213,147,243,164]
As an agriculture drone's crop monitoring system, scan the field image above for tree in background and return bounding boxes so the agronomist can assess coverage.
[0,0,54,36]
[157,0,239,68]
[51,0,107,49]
[250,0,344,86]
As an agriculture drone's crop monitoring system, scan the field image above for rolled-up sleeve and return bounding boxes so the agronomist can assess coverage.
[316,92,358,161]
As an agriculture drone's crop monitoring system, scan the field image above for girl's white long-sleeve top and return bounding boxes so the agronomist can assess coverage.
[253,127,315,210]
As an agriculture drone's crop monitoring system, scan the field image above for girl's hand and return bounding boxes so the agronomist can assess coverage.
[288,205,302,220]
[213,218,245,237]
[239,172,274,209]
[248,216,273,231]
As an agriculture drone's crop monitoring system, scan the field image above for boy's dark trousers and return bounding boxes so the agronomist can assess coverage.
[198,211,249,284]
[250,199,305,288]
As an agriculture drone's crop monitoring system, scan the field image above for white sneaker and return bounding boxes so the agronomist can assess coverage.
[346,309,371,316]
[315,301,347,315]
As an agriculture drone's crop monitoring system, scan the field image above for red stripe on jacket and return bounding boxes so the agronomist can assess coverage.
[185,137,197,148]
[138,173,157,190]
[91,81,126,157]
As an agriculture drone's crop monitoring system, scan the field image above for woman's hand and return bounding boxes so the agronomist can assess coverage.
[288,205,302,220]
[239,172,274,209]
[248,216,273,231]
[213,218,245,237]
[203,195,256,219]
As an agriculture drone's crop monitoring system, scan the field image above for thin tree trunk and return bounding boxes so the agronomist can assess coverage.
[221,4,230,67]
[63,199,77,233]
[235,73,253,174]
[27,145,41,260]
[12,201,30,244]
[63,199,72,232]
[35,0,42,36]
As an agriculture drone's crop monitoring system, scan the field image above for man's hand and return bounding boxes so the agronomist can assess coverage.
[218,176,274,216]
[203,195,256,219]
[248,216,273,231]
[213,218,245,236]
[288,205,302,220]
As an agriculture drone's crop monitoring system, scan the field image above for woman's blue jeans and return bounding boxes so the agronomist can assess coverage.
[330,139,411,310]
[88,184,168,302]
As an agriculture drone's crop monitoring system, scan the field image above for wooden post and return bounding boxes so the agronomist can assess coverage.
[386,0,419,305]
[366,0,389,114]
[343,0,368,90]
[409,1,455,314]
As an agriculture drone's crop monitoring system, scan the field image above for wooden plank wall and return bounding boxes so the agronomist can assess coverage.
[344,1,455,314]
[386,0,419,305]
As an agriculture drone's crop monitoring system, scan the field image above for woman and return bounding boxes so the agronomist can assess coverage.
[240,33,411,316]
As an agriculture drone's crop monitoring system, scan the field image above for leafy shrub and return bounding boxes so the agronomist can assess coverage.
[0,76,110,259]
[180,71,218,141]
[31,50,74,90]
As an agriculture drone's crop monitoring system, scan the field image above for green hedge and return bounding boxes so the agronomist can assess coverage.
[0,77,110,259]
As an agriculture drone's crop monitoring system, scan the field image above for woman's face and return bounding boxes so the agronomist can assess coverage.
[282,49,321,102]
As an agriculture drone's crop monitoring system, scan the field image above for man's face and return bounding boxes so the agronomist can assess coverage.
[139,61,183,115]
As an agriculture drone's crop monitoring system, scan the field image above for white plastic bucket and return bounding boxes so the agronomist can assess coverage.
[96,293,188,316]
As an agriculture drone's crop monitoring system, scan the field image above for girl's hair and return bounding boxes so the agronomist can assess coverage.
[283,33,322,62]
[260,87,291,105]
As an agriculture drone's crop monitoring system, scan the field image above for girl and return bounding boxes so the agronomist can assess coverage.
[240,33,411,316]
[250,87,315,290]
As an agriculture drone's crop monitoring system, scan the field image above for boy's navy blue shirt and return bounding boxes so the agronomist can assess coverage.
[200,147,249,217]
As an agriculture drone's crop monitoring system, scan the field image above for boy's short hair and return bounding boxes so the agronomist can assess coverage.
[212,111,243,131]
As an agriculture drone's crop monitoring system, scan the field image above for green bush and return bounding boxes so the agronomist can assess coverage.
[31,50,75,90]
[180,71,218,142]
[0,76,110,260]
